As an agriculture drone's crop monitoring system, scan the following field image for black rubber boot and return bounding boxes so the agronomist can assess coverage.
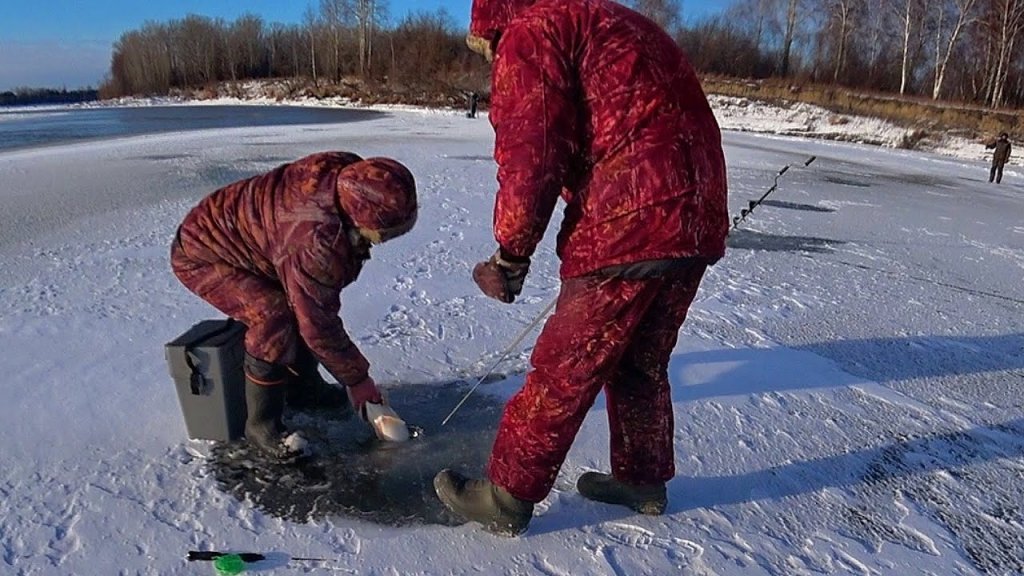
[433,470,533,536]
[285,343,353,418]
[244,354,307,461]
[576,472,667,515]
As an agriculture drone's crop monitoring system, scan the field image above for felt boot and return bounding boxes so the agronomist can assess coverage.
[434,470,533,536]
[244,354,308,461]
[576,472,666,515]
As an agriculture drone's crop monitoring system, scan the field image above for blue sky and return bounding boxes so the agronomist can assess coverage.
[0,0,724,91]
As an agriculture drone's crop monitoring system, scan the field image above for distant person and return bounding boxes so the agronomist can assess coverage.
[467,92,480,119]
[171,152,417,460]
[434,0,728,536]
[986,132,1012,184]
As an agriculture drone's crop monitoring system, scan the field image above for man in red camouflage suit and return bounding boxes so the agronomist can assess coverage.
[434,0,728,535]
[171,152,417,459]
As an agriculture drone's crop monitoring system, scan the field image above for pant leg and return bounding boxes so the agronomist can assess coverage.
[996,164,1004,184]
[292,337,321,378]
[487,275,664,503]
[990,165,997,183]
[171,242,299,365]
[605,264,707,486]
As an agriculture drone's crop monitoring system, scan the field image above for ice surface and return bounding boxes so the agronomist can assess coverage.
[0,100,1021,575]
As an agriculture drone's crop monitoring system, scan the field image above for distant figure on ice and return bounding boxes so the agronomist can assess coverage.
[434,0,728,535]
[986,132,1012,184]
[171,152,417,460]
[467,91,480,118]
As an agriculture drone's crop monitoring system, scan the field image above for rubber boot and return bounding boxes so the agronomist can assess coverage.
[433,470,533,537]
[244,354,307,461]
[286,343,352,418]
[576,472,667,515]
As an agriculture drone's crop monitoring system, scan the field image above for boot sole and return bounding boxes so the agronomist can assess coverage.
[579,492,666,515]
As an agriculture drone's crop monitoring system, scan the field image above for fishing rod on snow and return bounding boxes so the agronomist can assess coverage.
[441,297,558,426]
[731,155,817,231]
[187,550,354,574]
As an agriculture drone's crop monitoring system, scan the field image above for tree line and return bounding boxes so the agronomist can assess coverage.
[101,0,1024,110]
[1,88,99,107]
[101,2,484,100]
[674,0,1024,108]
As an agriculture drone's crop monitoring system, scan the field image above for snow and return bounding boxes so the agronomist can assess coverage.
[1,97,1022,575]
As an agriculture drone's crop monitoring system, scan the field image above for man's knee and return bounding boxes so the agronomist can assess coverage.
[244,313,299,366]
[243,352,289,383]
[617,351,667,389]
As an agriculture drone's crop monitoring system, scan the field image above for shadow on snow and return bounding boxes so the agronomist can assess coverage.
[671,332,1024,401]
[677,418,1024,510]
[726,229,845,253]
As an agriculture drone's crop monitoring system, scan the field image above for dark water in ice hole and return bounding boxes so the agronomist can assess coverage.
[209,380,506,526]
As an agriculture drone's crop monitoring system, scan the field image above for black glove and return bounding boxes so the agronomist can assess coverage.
[472,248,530,303]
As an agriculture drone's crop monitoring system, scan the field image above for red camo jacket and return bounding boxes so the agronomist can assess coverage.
[177,152,371,385]
[474,0,729,277]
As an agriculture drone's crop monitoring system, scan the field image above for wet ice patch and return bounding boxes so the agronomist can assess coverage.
[208,381,504,526]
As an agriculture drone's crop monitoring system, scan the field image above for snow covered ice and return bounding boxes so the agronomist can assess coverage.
[0,101,1022,575]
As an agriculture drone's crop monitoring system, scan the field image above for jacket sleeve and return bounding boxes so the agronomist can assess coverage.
[490,20,580,258]
[278,224,370,386]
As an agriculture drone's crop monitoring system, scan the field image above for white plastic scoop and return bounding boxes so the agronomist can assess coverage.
[362,401,411,442]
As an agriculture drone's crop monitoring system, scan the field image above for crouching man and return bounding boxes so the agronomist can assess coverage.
[171,152,417,460]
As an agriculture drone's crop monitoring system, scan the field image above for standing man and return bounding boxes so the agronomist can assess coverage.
[172,152,417,460]
[434,0,728,535]
[987,132,1012,184]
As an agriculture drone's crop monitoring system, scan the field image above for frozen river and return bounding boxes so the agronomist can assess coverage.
[0,105,1021,575]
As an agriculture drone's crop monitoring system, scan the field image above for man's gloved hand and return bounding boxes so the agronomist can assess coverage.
[347,376,384,420]
[473,248,530,304]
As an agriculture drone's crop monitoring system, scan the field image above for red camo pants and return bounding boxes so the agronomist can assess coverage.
[171,241,299,366]
[488,264,707,502]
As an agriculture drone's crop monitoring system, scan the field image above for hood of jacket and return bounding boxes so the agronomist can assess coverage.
[469,0,539,43]
[336,158,417,243]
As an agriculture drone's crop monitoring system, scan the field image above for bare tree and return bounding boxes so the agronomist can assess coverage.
[110,31,153,94]
[780,0,802,75]
[174,15,224,88]
[928,0,979,99]
[821,0,864,82]
[679,14,777,77]
[723,0,814,77]
[264,23,307,78]
[267,23,283,77]
[389,9,461,84]
[342,0,389,76]
[320,0,347,81]
[624,0,683,33]
[304,6,320,86]
[888,0,927,94]
[852,0,898,88]
[979,0,1024,106]
[225,15,264,81]
[724,0,778,52]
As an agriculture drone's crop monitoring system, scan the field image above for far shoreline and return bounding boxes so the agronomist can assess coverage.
[2,93,1014,169]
